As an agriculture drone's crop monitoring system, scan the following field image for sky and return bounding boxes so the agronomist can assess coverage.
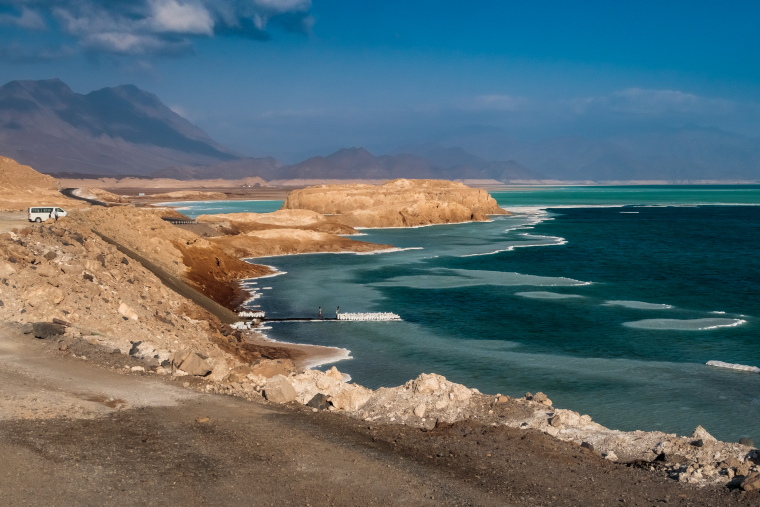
[1,0,760,162]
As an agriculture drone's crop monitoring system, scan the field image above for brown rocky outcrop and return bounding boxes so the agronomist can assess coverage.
[197,209,356,235]
[208,228,392,258]
[282,179,508,228]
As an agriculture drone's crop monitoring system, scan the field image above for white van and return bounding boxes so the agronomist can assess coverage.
[28,206,67,222]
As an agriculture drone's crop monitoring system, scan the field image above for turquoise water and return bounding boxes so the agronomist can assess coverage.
[175,186,760,443]
[160,199,282,218]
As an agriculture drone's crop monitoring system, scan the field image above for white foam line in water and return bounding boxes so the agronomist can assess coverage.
[515,291,585,300]
[706,360,760,373]
[354,247,424,255]
[460,236,569,257]
[604,300,674,310]
[623,318,747,331]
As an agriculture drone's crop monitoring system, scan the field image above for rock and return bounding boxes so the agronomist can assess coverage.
[413,403,427,418]
[581,442,595,451]
[325,366,344,380]
[739,438,755,447]
[411,373,441,394]
[741,472,760,491]
[118,302,139,321]
[330,386,372,412]
[495,395,510,404]
[175,351,213,377]
[32,321,66,339]
[691,425,717,443]
[21,323,33,334]
[306,393,331,410]
[130,366,145,372]
[603,451,618,461]
[250,358,295,378]
[263,375,297,404]
[549,410,581,428]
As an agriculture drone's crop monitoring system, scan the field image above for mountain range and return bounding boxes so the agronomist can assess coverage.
[0,78,238,176]
[0,78,758,182]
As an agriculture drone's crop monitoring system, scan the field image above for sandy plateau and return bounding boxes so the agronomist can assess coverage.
[1,157,759,505]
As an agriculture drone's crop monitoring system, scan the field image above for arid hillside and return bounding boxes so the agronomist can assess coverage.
[0,156,84,211]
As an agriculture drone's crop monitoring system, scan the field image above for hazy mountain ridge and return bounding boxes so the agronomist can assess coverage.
[440,127,760,181]
[1,78,758,182]
[0,79,239,176]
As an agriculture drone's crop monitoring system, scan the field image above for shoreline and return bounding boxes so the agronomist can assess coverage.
[243,329,352,371]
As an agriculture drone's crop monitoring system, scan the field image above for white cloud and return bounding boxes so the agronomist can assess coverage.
[151,0,213,35]
[1,0,313,57]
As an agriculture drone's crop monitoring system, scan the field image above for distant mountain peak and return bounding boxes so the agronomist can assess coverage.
[0,78,240,176]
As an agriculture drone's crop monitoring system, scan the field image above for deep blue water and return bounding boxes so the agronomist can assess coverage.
[173,187,760,443]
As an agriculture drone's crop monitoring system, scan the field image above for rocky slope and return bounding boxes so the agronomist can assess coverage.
[214,364,760,490]
[282,179,508,228]
[0,156,84,211]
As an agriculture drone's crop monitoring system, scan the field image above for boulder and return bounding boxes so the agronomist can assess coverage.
[263,375,297,404]
[250,358,295,378]
[32,321,66,339]
[306,393,331,410]
[175,351,212,377]
[742,472,760,492]
[330,385,373,412]
[690,425,717,444]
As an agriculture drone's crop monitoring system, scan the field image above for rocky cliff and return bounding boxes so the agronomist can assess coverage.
[282,179,508,228]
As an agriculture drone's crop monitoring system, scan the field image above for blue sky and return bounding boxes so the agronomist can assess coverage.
[1,0,759,161]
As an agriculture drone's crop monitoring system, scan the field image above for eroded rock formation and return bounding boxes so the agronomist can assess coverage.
[282,179,508,228]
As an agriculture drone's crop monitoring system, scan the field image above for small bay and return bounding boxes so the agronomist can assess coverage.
[172,186,760,443]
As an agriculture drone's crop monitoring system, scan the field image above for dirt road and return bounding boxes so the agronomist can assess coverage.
[1,323,756,506]
[0,211,27,233]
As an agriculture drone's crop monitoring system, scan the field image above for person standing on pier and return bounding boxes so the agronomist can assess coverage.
[318,307,323,319]
[336,306,340,318]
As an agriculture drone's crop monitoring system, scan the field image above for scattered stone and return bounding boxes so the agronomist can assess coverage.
[691,439,704,448]
[495,395,509,404]
[21,323,33,334]
[413,403,427,418]
[128,341,142,356]
[43,251,57,261]
[52,318,70,327]
[59,343,68,351]
[306,393,331,410]
[130,366,145,372]
[581,442,595,451]
[32,321,66,339]
[603,451,618,461]
[196,417,211,424]
[263,375,297,404]
[118,302,139,321]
